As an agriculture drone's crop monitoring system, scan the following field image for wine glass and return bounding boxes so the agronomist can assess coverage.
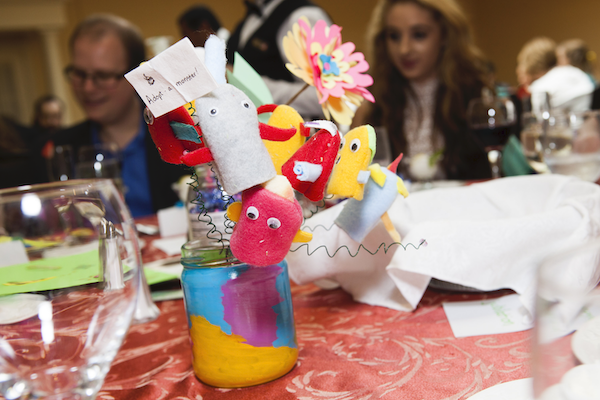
[75,144,125,195]
[47,145,75,182]
[467,89,517,178]
[0,179,141,400]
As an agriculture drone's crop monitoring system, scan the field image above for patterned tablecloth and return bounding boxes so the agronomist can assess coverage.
[98,218,531,400]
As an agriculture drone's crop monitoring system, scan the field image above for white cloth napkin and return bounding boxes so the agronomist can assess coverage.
[287,175,600,314]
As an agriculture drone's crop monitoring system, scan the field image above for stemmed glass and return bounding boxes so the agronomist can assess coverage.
[0,179,141,400]
[75,144,124,195]
[467,88,517,178]
[542,110,600,182]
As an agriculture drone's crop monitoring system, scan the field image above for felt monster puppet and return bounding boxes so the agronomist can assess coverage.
[258,104,310,174]
[144,35,296,195]
[144,101,204,164]
[334,154,409,243]
[281,120,342,202]
[227,175,312,267]
[326,124,377,201]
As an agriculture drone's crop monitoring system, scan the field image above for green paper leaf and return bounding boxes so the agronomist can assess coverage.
[227,52,274,123]
[0,250,101,296]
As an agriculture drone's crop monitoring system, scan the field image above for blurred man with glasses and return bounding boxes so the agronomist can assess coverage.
[50,14,186,217]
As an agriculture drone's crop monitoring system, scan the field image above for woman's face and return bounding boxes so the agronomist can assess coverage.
[384,2,444,83]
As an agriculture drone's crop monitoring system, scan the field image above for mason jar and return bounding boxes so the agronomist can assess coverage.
[180,240,298,388]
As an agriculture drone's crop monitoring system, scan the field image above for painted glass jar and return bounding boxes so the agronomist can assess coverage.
[180,240,298,388]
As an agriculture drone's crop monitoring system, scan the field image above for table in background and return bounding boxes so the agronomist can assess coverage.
[98,217,531,400]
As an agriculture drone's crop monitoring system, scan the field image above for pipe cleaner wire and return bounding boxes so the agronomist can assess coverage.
[290,238,427,258]
[208,164,239,236]
[294,222,427,258]
[187,166,227,251]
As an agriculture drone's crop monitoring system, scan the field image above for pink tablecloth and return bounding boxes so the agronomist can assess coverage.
[98,218,530,400]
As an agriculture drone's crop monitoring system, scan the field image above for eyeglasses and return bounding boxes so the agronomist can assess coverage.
[64,65,126,89]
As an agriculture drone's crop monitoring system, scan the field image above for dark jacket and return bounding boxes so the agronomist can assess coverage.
[0,117,48,189]
[227,0,314,82]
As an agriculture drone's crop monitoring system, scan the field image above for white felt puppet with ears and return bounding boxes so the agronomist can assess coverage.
[180,35,278,195]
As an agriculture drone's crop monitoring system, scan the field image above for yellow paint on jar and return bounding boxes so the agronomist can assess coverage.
[189,315,298,388]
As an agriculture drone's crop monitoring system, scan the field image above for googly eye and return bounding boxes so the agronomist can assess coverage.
[339,137,345,150]
[246,206,259,220]
[241,101,250,109]
[209,108,218,116]
[267,217,281,229]
[143,108,154,125]
[350,138,361,152]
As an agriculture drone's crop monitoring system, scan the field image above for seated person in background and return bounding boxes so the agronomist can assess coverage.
[51,13,187,217]
[226,0,331,120]
[178,4,229,47]
[0,116,47,189]
[32,95,64,136]
[556,38,597,86]
[352,0,491,181]
[517,36,594,114]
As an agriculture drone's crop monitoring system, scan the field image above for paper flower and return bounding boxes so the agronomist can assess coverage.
[283,18,374,126]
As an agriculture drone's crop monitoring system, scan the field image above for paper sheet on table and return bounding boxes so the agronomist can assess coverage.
[144,268,179,286]
[125,37,218,117]
[0,250,100,296]
[443,294,533,338]
[152,235,187,256]
[144,256,183,285]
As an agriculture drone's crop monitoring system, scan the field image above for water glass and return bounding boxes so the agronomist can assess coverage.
[0,180,141,399]
[543,110,600,182]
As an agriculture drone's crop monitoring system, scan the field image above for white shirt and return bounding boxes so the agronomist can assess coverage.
[529,65,594,114]
[404,77,444,157]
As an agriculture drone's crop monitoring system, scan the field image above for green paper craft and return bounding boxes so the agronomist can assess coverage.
[144,268,179,286]
[502,134,536,176]
[226,52,274,123]
[0,250,101,296]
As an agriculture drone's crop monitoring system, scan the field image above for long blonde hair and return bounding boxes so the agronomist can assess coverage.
[365,0,490,178]
[517,36,556,78]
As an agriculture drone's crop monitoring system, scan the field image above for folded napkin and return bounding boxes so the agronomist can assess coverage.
[287,175,600,314]
[502,135,536,177]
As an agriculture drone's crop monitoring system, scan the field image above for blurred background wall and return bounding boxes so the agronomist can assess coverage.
[1,0,599,126]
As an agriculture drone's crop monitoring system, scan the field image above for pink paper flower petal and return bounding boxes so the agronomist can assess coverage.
[283,18,375,124]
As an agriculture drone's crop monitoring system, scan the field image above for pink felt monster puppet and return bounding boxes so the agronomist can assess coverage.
[281,120,342,202]
[226,176,312,267]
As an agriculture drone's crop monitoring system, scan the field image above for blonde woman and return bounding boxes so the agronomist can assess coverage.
[556,38,596,85]
[353,0,491,180]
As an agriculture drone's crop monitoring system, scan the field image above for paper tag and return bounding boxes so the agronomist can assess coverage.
[0,240,29,267]
[443,294,533,338]
[125,37,218,117]
[157,206,188,238]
